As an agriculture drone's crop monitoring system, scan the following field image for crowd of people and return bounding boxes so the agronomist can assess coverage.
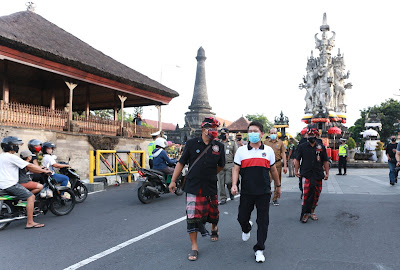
[146,117,328,263]
[0,137,70,229]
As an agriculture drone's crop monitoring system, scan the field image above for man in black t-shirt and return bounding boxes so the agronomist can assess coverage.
[295,128,329,223]
[169,117,225,261]
[386,136,398,185]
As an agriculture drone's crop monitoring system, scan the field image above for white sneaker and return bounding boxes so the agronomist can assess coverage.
[255,250,265,263]
[241,221,253,241]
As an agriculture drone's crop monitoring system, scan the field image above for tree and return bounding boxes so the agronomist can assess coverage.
[349,99,400,144]
[246,114,274,133]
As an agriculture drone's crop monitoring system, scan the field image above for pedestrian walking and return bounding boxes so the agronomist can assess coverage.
[168,117,225,261]
[386,136,398,185]
[217,128,238,204]
[264,128,287,206]
[231,121,281,263]
[337,138,348,175]
[287,138,296,177]
[294,128,329,223]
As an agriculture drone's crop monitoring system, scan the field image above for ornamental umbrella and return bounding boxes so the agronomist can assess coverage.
[328,126,341,135]
[328,126,342,149]
[361,128,378,138]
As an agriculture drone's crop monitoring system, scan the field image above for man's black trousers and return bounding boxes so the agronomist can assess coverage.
[237,193,270,252]
[338,156,347,174]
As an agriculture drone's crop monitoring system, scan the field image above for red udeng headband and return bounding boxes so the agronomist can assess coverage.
[201,117,220,128]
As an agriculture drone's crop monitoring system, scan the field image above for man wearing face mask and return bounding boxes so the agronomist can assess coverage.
[231,121,280,263]
[236,132,247,147]
[217,128,238,204]
[168,117,225,261]
[294,128,329,223]
[264,128,287,206]
[386,136,398,185]
[337,138,348,175]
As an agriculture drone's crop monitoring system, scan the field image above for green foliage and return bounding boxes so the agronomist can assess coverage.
[246,114,273,133]
[90,108,143,122]
[375,141,384,151]
[347,137,356,150]
[349,99,400,144]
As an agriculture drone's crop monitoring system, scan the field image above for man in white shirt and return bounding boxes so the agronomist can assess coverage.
[0,136,51,229]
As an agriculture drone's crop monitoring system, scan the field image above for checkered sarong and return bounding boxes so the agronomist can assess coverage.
[301,177,322,214]
[186,189,219,235]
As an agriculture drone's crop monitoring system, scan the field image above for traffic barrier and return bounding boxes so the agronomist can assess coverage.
[89,150,145,183]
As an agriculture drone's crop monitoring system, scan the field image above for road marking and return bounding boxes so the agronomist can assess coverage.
[88,190,105,195]
[359,175,388,186]
[64,194,241,270]
[64,216,187,270]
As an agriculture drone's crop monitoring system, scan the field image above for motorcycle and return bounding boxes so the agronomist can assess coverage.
[0,174,76,231]
[137,166,185,204]
[59,162,88,203]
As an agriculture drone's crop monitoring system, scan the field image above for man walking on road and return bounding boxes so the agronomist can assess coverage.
[169,117,225,261]
[337,138,348,175]
[264,128,287,206]
[294,128,329,223]
[231,121,281,263]
[387,136,398,185]
[218,128,238,204]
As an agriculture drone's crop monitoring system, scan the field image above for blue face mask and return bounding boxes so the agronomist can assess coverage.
[248,132,261,143]
[270,134,277,140]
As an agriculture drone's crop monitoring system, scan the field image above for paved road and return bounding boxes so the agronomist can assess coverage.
[1,168,400,270]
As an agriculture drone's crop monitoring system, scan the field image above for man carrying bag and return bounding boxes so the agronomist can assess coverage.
[169,117,225,261]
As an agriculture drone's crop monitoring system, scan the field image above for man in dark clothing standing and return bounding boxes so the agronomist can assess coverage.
[295,128,329,223]
[386,136,398,185]
[169,117,225,261]
[231,121,280,263]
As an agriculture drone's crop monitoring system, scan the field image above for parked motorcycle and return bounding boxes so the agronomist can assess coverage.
[59,162,88,203]
[0,174,76,231]
[137,167,185,204]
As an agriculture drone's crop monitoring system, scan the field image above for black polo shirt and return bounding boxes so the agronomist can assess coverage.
[296,142,328,180]
[179,137,225,196]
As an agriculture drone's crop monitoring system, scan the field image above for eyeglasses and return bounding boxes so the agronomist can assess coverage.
[206,128,217,132]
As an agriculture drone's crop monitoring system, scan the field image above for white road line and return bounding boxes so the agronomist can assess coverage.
[64,216,187,270]
[64,193,241,270]
[87,190,105,195]
[358,175,388,186]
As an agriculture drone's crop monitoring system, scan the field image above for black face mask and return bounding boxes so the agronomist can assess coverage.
[308,137,316,144]
[392,138,396,142]
[221,134,227,140]
[237,138,242,141]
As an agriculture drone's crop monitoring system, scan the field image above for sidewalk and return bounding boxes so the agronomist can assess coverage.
[279,168,400,195]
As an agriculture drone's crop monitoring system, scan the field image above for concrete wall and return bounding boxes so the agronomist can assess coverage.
[0,126,151,179]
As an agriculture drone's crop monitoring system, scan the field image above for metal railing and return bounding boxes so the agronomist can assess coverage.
[89,150,145,183]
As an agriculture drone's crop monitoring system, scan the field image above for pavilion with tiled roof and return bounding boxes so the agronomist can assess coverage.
[227,116,250,133]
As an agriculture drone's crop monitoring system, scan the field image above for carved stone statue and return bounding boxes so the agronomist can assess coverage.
[300,13,352,115]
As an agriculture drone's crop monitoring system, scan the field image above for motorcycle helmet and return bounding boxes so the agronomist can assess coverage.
[28,139,42,153]
[154,138,168,149]
[1,136,23,153]
[42,141,56,154]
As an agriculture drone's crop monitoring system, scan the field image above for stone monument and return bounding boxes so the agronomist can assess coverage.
[167,47,215,143]
[300,13,352,134]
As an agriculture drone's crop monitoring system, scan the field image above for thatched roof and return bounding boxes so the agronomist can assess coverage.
[227,116,250,132]
[0,11,179,100]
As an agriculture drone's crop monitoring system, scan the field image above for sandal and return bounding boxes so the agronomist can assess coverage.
[188,250,199,261]
[210,229,219,242]
[301,214,309,223]
[310,213,318,221]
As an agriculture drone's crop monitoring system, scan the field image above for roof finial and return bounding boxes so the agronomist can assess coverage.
[26,2,36,12]
[322,13,327,25]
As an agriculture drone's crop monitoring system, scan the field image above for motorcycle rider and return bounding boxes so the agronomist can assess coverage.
[41,142,70,190]
[152,137,177,175]
[19,150,44,195]
[27,139,44,182]
[0,136,51,229]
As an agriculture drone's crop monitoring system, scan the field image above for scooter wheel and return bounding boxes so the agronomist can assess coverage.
[138,182,155,204]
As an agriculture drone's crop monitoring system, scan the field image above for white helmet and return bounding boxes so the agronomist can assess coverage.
[154,138,168,148]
